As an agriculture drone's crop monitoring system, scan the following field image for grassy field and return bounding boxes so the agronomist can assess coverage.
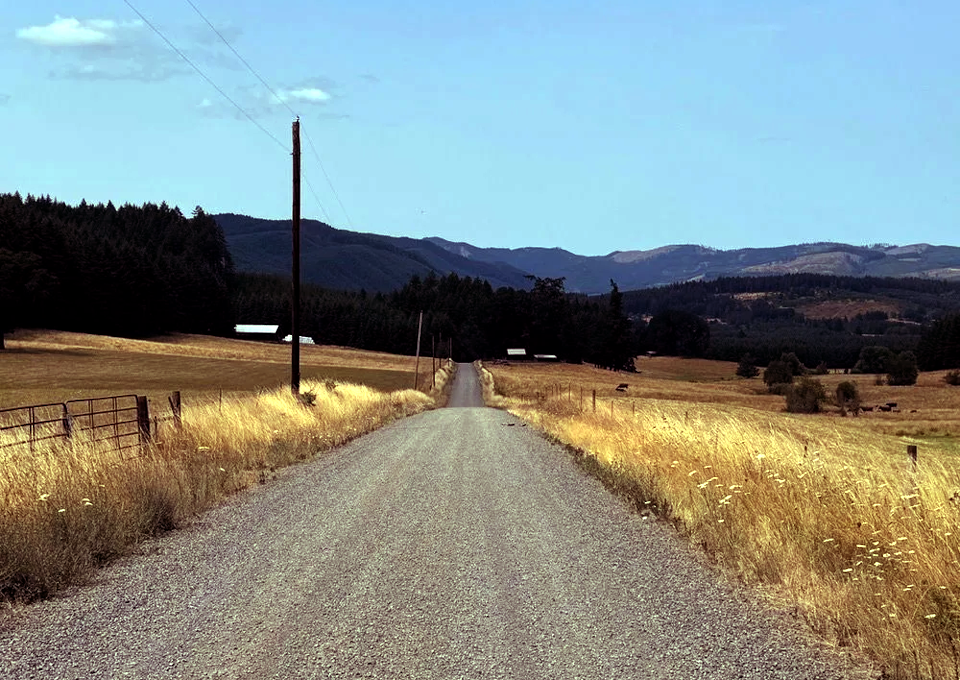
[482,357,960,679]
[492,355,960,439]
[0,330,438,409]
[0,330,456,602]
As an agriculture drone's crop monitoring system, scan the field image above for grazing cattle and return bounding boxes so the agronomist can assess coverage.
[616,383,629,392]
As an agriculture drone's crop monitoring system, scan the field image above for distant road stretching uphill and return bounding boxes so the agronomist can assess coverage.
[1,365,868,679]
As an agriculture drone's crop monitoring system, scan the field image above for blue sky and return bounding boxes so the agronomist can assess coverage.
[2,1,957,256]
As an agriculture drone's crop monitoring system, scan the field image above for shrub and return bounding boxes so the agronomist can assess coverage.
[780,352,807,377]
[836,381,860,415]
[785,377,827,413]
[736,354,760,378]
[812,361,829,375]
[887,351,919,386]
[763,360,794,391]
[944,370,960,386]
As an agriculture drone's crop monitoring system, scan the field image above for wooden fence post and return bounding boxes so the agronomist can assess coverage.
[61,403,72,439]
[136,396,151,445]
[169,391,182,431]
[908,444,918,465]
[592,390,596,412]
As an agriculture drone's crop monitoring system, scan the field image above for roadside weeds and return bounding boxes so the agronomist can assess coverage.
[0,361,455,603]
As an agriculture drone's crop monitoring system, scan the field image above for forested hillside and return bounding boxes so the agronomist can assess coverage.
[215,213,531,292]
[623,274,960,369]
[0,193,234,343]
[0,195,632,367]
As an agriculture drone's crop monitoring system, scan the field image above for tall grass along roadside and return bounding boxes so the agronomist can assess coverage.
[0,361,455,603]
[479,361,960,679]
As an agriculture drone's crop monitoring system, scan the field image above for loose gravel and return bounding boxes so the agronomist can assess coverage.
[0,364,874,679]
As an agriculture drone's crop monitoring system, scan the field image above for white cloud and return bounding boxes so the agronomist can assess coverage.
[198,98,213,108]
[15,15,239,83]
[15,16,142,48]
[278,87,332,104]
[201,80,344,121]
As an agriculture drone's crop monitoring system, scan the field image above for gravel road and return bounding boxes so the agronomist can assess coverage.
[1,364,871,679]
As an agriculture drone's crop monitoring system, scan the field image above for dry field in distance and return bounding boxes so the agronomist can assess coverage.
[0,330,435,410]
[491,355,960,449]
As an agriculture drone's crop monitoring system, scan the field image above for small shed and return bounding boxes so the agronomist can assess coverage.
[533,354,559,362]
[235,324,281,342]
[506,348,527,360]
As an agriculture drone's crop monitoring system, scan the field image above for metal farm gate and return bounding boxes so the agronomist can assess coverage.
[0,393,179,456]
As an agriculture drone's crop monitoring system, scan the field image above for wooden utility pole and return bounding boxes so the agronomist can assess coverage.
[413,311,424,390]
[291,118,301,395]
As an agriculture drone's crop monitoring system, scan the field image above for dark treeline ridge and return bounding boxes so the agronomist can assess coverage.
[0,193,234,340]
[236,272,637,370]
[621,274,960,369]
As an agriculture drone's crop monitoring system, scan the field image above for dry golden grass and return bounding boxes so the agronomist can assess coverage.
[0,330,439,409]
[7,329,417,369]
[481,359,960,679]
[0,331,456,602]
[493,356,960,436]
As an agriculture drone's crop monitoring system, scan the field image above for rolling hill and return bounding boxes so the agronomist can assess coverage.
[215,213,960,294]
[426,239,960,293]
[214,214,531,292]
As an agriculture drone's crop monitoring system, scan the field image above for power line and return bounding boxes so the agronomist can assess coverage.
[303,176,331,223]
[130,0,349,225]
[183,0,298,119]
[303,129,354,230]
[183,0,355,229]
[122,0,289,154]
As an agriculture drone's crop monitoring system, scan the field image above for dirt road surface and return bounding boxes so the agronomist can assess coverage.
[0,364,869,679]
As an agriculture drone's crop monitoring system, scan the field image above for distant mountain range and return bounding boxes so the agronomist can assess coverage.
[215,214,960,294]
[214,214,530,292]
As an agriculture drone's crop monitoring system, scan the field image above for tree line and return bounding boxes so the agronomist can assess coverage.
[0,193,233,347]
[235,272,638,370]
[620,273,960,370]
